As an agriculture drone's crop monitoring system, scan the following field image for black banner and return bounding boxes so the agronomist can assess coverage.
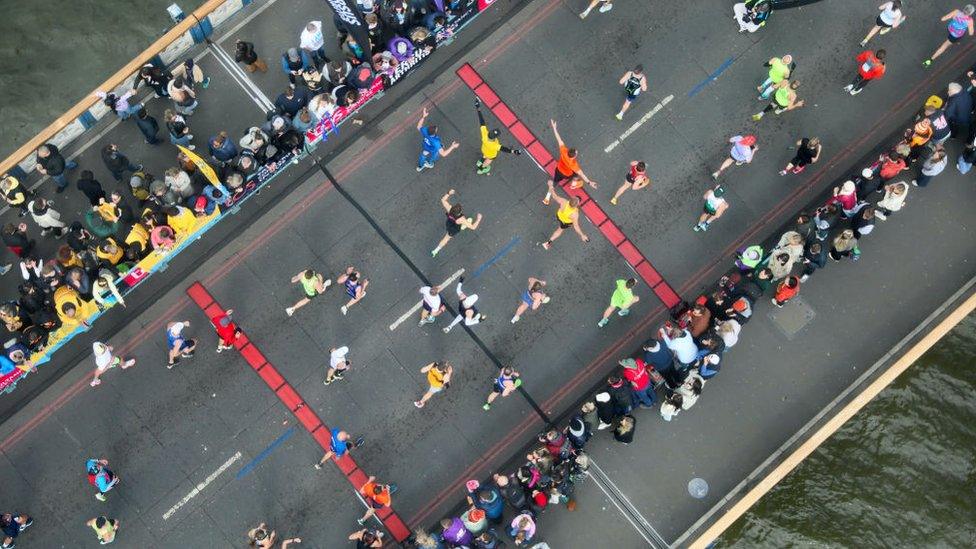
[323,0,373,60]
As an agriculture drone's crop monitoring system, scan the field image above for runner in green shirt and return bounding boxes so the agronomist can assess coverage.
[598,278,640,328]
[757,55,793,100]
[286,269,332,317]
[752,80,804,121]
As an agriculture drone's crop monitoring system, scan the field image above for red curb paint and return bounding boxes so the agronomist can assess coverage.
[456,63,682,309]
[184,282,411,542]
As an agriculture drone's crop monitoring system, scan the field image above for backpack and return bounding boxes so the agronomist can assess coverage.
[624,74,642,95]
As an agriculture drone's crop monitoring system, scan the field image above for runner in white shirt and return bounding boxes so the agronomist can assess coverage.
[418,285,446,326]
[861,1,906,47]
[325,346,351,385]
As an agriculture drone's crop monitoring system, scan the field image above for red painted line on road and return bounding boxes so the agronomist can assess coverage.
[456,63,681,309]
[408,49,976,527]
[185,282,410,542]
[0,0,566,456]
[4,0,964,529]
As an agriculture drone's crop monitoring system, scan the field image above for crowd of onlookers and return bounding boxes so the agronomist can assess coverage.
[394,80,975,547]
[0,1,464,377]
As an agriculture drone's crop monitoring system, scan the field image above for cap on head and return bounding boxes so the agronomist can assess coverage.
[712,185,726,198]
[739,135,757,147]
[488,129,500,139]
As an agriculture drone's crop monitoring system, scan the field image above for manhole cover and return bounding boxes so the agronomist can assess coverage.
[768,295,815,340]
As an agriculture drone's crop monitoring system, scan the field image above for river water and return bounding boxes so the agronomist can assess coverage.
[719,313,976,548]
[0,0,202,160]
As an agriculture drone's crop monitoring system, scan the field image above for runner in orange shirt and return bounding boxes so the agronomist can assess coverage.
[357,476,398,525]
[544,119,597,205]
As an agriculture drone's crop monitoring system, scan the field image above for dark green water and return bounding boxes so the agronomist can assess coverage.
[719,313,976,548]
[0,0,203,159]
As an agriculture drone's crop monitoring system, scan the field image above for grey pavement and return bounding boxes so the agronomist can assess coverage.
[1,0,975,548]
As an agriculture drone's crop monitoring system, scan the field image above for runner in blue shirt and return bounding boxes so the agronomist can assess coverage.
[313,428,365,469]
[85,458,119,501]
[166,321,197,369]
[416,107,459,171]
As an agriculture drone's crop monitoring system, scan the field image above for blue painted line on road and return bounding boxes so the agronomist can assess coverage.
[236,427,296,479]
[688,57,735,97]
[472,236,521,278]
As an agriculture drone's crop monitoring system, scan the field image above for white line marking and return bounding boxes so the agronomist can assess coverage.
[214,0,283,46]
[604,94,674,154]
[162,451,242,520]
[587,467,657,547]
[388,268,465,331]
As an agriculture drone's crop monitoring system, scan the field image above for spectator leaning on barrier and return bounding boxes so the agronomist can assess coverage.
[35,143,78,193]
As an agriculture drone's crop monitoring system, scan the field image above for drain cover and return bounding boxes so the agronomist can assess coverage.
[768,295,815,339]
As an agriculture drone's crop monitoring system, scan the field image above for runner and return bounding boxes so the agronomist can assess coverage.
[324,346,351,385]
[89,342,135,387]
[483,366,522,410]
[165,320,196,369]
[923,5,975,67]
[597,278,640,328]
[541,181,589,250]
[357,476,398,525]
[431,190,483,257]
[474,99,521,175]
[443,279,486,333]
[757,55,793,100]
[414,361,453,408]
[543,119,597,205]
[313,429,365,468]
[85,458,119,502]
[694,185,729,232]
[609,160,651,205]
[285,269,331,317]
[0,512,32,548]
[843,49,886,96]
[779,137,822,175]
[211,309,242,353]
[579,0,613,19]
[615,65,648,121]
[348,528,384,548]
[510,277,550,323]
[861,1,906,47]
[86,516,119,545]
[337,266,369,315]
[416,107,459,172]
[711,135,758,179]
[418,284,446,326]
[752,80,804,121]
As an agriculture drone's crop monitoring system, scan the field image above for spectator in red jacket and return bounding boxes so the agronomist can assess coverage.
[772,276,801,308]
[619,358,656,408]
[844,49,886,96]
[879,151,908,182]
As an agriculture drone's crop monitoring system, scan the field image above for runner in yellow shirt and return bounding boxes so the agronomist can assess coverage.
[414,361,453,408]
[475,99,521,175]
